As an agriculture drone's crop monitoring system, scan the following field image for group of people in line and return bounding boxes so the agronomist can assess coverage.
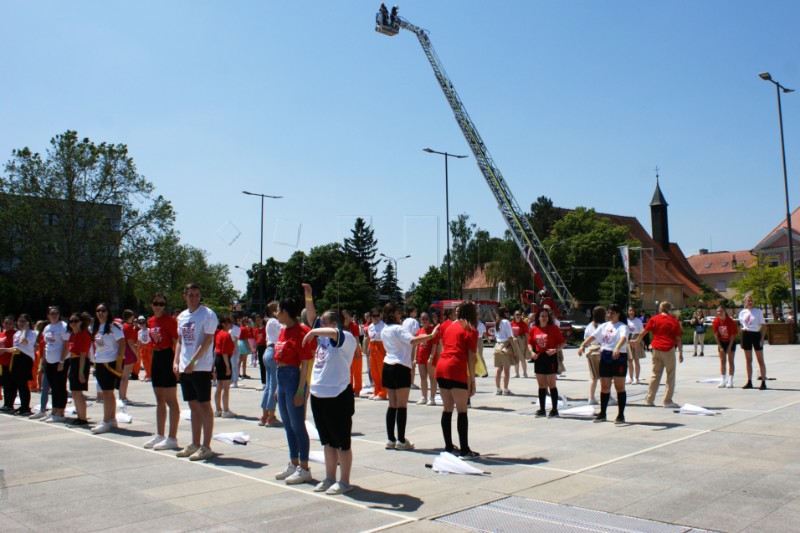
[0,285,769,491]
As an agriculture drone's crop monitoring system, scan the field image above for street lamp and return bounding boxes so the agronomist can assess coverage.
[242,191,282,315]
[379,253,411,301]
[423,147,468,299]
[759,72,797,337]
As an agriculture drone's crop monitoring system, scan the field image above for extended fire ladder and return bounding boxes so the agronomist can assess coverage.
[376,7,575,317]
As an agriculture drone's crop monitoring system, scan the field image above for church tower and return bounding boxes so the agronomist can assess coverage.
[650,171,670,250]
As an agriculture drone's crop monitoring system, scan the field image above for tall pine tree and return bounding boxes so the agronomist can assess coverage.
[379,261,402,303]
[343,217,379,285]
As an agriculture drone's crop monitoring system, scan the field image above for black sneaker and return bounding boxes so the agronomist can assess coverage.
[0,406,14,413]
[593,414,607,423]
[548,409,559,418]
[615,416,626,425]
[444,445,460,454]
[535,409,547,417]
[15,409,33,417]
[459,449,480,459]
[759,380,767,390]
[742,381,753,389]
[129,373,139,380]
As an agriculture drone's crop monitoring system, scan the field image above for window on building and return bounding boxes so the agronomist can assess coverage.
[769,259,780,267]
[721,261,729,267]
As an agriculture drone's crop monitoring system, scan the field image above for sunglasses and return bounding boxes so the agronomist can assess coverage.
[48,311,59,316]
[151,302,166,307]
[96,309,108,313]
[69,319,81,323]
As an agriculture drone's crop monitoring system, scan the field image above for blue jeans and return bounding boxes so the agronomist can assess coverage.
[276,365,309,462]
[231,354,240,385]
[40,373,50,411]
[261,346,278,411]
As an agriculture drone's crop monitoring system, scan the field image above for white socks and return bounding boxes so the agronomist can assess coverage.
[719,375,734,388]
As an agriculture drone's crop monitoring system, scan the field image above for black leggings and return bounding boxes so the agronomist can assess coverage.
[257,345,266,385]
[45,360,70,409]
[1,364,15,408]
[11,354,34,411]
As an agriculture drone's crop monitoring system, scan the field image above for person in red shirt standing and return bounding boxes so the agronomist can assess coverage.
[342,310,363,397]
[511,311,530,378]
[528,308,565,417]
[0,316,16,411]
[213,316,236,417]
[634,301,683,408]
[143,293,181,451]
[435,301,479,457]
[119,310,140,404]
[67,312,93,426]
[415,312,440,406]
[712,306,738,388]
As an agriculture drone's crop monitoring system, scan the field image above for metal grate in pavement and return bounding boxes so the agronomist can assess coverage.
[435,496,712,533]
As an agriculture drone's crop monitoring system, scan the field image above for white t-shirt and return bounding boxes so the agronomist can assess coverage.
[310,328,357,398]
[138,328,150,344]
[367,321,385,342]
[177,306,219,372]
[477,321,486,337]
[739,308,765,332]
[14,329,37,359]
[43,321,70,363]
[584,322,600,344]
[93,322,125,363]
[381,324,415,368]
[627,317,644,337]
[588,321,630,353]
[230,324,241,342]
[494,319,513,342]
[402,317,420,336]
[266,317,282,344]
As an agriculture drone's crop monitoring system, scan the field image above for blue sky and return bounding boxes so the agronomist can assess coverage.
[2,1,799,295]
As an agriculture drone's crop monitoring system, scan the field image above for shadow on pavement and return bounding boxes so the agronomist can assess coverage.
[205,455,268,469]
[345,487,423,512]
[114,428,154,438]
[472,455,549,466]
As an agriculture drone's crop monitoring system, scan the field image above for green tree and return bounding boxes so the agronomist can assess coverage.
[0,131,174,314]
[449,213,477,295]
[529,195,562,241]
[242,257,284,311]
[545,207,636,309]
[278,251,307,301]
[305,243,348,297]
[410,265,448,311]
[378,261,402,303]
[730,254,790,311]
[343,217,379,285]
[484,231,533,306]
[317,263,377,315]
[597,267,631,310]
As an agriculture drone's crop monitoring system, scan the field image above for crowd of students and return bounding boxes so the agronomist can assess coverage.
[0,285,769,491]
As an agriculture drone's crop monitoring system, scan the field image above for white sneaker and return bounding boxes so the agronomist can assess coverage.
[285,466,312,485]
[46,414,66,423]
[625,377,632,384]
[416,397,427,405]
[154,437,179,451]
[214,410,222,417]
[427,399,436,406]
[718,380,727,389]
[275,463,298,480]
[632,378,640,385]
[663,402,681,409]
[29,411,48,420]
[314,478,335,492]
[91,422,111,434]
[144,435,165,449]
[221,410,237,419]
[394,439,415,451]
[176,443,201,458]
[727,378,734,389]
[588,398,597,406]
[385,440,396,449]
[189,446,214,461]
[326,481,354,495]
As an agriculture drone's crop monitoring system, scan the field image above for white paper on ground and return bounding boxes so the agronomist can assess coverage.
[360,387,374,397]
[180,409,192,420]
[116,412,133,423]
[544,396,569,409]
[697,377,724,384]
[560,404,596,418]
[432,452,487,475]
[678,403,717,416]
[305,420,320,440]
[213,432,250,445]
[308,450,326,464]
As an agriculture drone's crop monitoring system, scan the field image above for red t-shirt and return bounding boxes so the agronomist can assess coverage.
[238,327,252,340]
[436,321,479,382]
[511,319,529,337]
[713,317,738,343]
[528,324,564,353]
[148,314,179,351]
[347,322,360,340]
[255,326,267,346]
[0,328,15,366]
[123,322,138,357]
[68,330,93,355]
[644,313,683,351]
[215,329,235,355]
[274,323,315,367]
[439,319,453,339]
[415,325,440,364]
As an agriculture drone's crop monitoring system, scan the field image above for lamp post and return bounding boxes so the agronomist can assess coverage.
[379,253,411,302]
[242,191,282,315]
[423,147,468,299]
[759,72,797,337]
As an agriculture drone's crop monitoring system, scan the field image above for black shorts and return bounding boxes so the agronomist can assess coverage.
[151,348,178,388]
[310,385,355,450]
[95,361,121,391]
[214,355,233,380]
[69,359,89,391]
[436,377,468,390]
[180,371,212,403]
[718,341,737,354]
[599,351,628,378]
[382,363,411,389]
[533,353,558,375]
[741,331,763,351]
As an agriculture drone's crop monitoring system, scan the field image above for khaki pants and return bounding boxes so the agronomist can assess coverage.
[646,348,677,405]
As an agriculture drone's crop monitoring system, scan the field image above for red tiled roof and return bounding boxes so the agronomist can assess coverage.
[687,250,755,276]
[463,265,492,290]
[754,206,800,250]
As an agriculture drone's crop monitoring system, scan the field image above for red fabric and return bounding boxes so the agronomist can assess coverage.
[713,317,738,343]
[0,328,15,366]
[255,326,267,346]
[528,324,564,353]
[439,319,453,338]
[436,321,478,382]
[68,330,93,354]
[369,341,386,398]
[347,322,360,339]
[415,325,439,365]
[239,327,252,340]
[511,319,529,337]
[214,329,235,355]
[350,344,363,395]
[274,324,315,367]
[644,313,683,351]
[148,314,178,351]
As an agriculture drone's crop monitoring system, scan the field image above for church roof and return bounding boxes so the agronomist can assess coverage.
[650,180,669,207]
